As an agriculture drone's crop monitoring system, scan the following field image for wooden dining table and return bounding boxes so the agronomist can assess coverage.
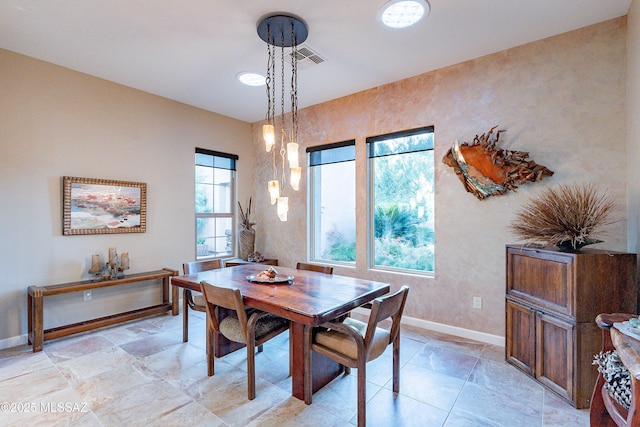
[170,263,390,401]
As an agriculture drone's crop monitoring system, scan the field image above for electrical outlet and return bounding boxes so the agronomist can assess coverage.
[473,296,482,309]
[83,290,92,301]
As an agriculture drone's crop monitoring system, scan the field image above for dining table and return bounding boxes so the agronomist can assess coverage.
[170,263,390,401]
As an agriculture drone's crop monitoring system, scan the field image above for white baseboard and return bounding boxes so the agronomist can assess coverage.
[353,307,505,347]
[0,334,28,350]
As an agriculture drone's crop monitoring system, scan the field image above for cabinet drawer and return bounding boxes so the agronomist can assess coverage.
[507,248,573,317]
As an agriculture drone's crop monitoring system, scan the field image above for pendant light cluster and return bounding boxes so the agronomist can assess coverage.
[257,13,308,221]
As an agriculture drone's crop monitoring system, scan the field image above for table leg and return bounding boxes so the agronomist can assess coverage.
[171,283,179,315]
[30,289,44,352]
[291,322,343,401]
[183,289,189,342]
[27,292,33,345]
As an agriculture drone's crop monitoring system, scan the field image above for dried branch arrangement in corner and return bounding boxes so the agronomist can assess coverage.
[238,197,253,229]
[509,183,618,251]
[442,126,554,200]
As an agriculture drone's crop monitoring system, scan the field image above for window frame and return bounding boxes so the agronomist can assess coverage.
[194,148,238,260]
[366,126,435,275]
[307,140,357,266]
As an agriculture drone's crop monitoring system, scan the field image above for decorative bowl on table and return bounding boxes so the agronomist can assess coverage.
[246,267,294,285]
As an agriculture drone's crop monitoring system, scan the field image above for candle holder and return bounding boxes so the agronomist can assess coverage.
[88,254,103,281]
[89,249,131,281]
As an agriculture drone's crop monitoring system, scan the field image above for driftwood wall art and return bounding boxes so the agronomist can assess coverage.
[442,126,554,200]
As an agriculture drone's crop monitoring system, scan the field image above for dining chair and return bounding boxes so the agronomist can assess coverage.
[182,259,222,343]
[291,262,334,372]
[200,281,290,400]
[296,262,333,274]
[304,286,409,427]
[226,259,279,267]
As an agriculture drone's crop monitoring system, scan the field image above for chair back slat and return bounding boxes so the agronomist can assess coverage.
[200,281,248,339]
[364,286,409,347]
[183,259,222,275]
[296,262,333,274]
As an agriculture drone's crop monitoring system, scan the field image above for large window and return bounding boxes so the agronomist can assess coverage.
[367,127,435,273]
[195,148,238,259]
[308,141,356,263]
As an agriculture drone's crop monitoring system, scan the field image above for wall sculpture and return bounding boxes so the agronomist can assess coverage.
[442,126,553,200]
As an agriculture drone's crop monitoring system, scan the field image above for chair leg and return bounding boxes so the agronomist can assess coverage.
[357,359,366,427]
[303,325,312,404]
[182,289,189,342]
[247,336,256,400]
[206,313,215,377]
[289,324,293,377]
[393,333,400,393]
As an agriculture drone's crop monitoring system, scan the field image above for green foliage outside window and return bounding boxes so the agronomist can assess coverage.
[324,227,356,262]
[371,130,435,273]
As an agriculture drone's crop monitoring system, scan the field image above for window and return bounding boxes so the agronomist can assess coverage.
[195,148,238,259]
[308,141,356,263]
[367,127,435,273]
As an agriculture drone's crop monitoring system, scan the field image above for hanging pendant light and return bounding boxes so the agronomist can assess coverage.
[290,167,301,191]
[263,125,275,151]
[268,180,280,205]
[287,142,299,168]
[277,197,289,221]
[257,13,308,221]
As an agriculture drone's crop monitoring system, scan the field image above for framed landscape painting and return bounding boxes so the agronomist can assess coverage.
[63,176,147,235]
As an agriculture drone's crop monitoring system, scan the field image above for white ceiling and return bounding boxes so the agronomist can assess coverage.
[0,0,632,123]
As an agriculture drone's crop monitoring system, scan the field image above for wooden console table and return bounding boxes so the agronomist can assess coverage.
[28,268,178,352]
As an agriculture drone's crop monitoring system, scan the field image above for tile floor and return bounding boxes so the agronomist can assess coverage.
[0,311,590,426]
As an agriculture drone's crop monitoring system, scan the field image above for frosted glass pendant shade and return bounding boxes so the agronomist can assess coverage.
[277,197,289,221]
[287,142,299,168]
[268,180,279,205]
[290,167,301,191]
[263,124,275,152]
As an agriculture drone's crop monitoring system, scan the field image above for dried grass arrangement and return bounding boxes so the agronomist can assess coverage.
[509,183,618,251]
[238,197,253,229]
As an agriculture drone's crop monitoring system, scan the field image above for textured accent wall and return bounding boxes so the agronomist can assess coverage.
[628,0,640,255]
[251,18,629,337]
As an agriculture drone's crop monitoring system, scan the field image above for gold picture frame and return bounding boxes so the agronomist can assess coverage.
[63,176,147,235]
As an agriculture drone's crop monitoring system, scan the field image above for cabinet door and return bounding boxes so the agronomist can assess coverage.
[536,312,574,402]
[506,247,574,317]
[506,300,535,375]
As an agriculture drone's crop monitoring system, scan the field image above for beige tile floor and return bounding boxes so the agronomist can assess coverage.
[0,311,590,426]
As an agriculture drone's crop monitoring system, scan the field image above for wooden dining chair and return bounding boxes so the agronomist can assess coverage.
[296,262,333,274]
[304,286,409,427]
[226,259,279,267]
[200,281,289,400]
[182,259,222,342]
[290,262,334,372]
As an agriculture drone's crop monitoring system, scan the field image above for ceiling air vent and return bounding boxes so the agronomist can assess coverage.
[287,44,326,70]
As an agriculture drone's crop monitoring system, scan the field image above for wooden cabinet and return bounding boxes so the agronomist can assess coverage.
[505,245,637,408]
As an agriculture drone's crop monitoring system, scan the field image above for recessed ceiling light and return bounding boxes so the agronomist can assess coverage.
[237,72,266,86]
[378,0,429,29]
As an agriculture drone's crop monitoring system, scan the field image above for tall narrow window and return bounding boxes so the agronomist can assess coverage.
[195,148,238,259]
[367,127,435,273]
[308,141,356,263]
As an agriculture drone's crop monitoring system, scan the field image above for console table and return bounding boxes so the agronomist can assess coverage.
[27,268,178,352]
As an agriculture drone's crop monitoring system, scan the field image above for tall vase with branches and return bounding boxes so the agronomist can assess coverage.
[238,197,255,260]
